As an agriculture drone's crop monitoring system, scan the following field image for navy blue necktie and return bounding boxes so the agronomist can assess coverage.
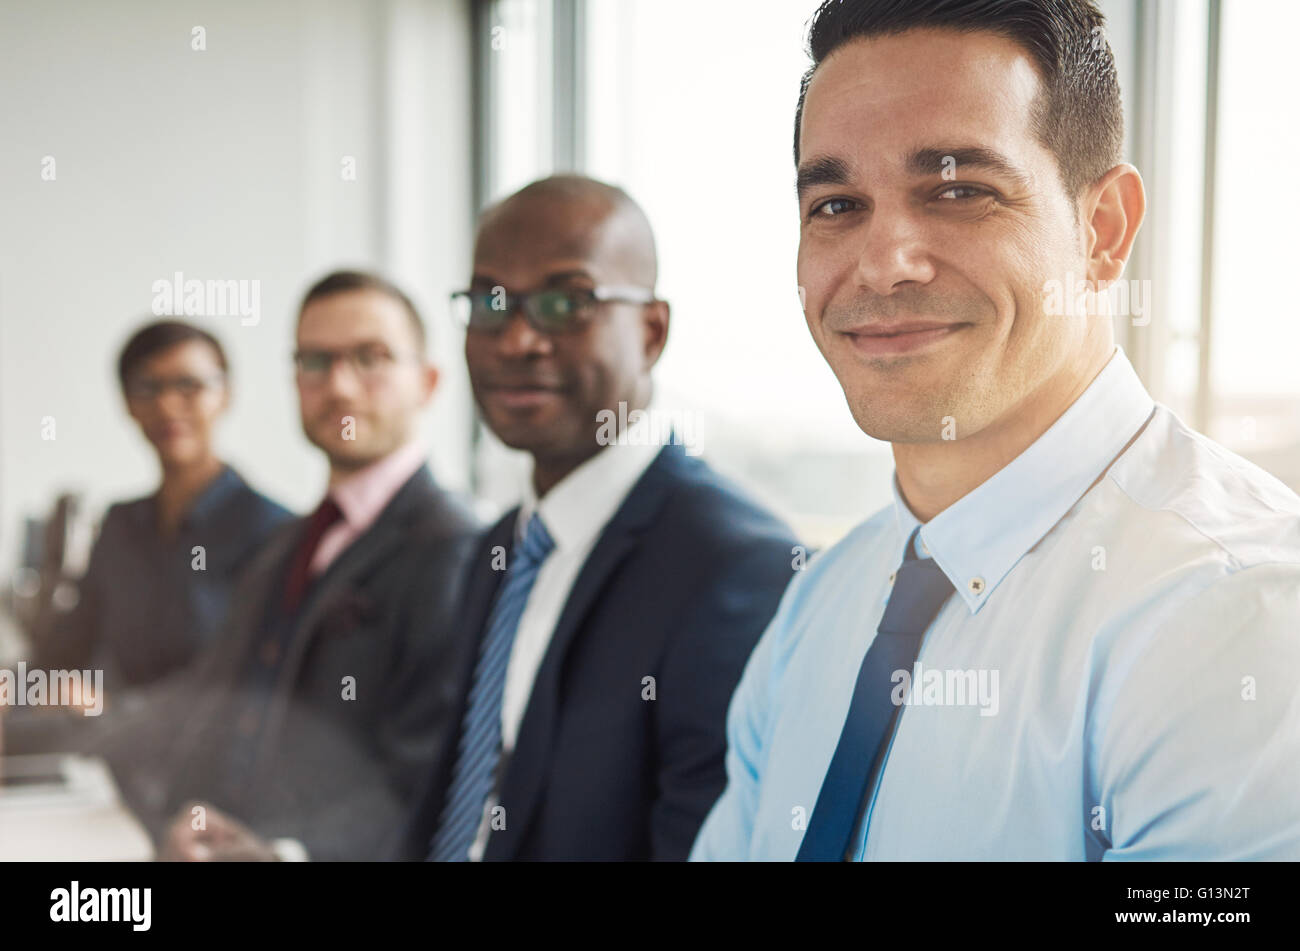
[428,512,555,861]
[796,528,955,861]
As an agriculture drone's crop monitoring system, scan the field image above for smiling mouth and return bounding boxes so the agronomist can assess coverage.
[840,322,968,356]
[483,384,564,410]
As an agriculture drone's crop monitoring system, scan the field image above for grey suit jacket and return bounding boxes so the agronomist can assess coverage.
[102,466,481,860]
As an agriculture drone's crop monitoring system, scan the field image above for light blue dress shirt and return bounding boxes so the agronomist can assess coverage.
[691,348,1300,860]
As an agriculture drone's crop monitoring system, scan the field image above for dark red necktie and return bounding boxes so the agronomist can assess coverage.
[281,496,344,614]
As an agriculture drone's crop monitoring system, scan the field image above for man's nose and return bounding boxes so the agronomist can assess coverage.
[852,205,937,294]
[322,356,364,396]
[495,309,553,358]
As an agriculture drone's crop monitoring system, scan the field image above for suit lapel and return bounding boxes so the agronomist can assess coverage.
[283,516,401,657]
[486,445,685,859]
[408,510,515,855]
[440,511,517,735]
[286,469,439,669]
[251,468,440,778]
[457,514,518,685]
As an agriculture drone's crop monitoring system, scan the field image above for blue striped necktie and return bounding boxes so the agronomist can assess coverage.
[796,527,955,861]
[428,512,555,861]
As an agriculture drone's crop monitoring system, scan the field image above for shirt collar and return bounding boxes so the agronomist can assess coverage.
[517,395,666,551]
[327,439,427,530]
[892,347,1156,613]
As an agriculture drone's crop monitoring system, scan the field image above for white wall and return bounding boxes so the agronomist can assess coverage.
[0,0,475,572]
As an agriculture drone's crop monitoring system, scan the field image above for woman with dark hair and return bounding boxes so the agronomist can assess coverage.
[30,319,292,689]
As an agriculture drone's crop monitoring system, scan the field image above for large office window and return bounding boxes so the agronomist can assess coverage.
[480,0,556,198]
[1204,0,1300,483]
[1133,0,1300,488]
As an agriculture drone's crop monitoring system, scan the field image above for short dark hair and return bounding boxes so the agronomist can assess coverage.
[298,269,427,353]
[118,319,228,394]
[793,0,1124,199]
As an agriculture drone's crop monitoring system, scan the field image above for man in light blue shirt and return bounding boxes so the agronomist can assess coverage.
[692,0,1300,861]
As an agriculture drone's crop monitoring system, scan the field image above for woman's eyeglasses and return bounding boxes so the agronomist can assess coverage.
[125,374,225,402]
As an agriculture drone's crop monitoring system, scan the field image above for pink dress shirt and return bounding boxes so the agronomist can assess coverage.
[308,440,428,576]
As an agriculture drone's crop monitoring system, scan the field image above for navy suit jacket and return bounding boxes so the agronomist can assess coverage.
[398,444,800,861]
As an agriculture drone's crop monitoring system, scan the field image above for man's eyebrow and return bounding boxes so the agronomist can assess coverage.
[796,155,854,199]
[907,147,1033,189]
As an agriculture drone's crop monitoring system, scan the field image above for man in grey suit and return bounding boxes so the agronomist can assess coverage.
[106,270,480,861]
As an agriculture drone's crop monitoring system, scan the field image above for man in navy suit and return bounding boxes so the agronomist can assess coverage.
[399,174,800,861]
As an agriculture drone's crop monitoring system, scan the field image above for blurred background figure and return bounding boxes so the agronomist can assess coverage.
[140,270,481,862]
[25,320,291,691]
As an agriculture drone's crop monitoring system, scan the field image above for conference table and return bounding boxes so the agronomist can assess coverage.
[0,753,154,861]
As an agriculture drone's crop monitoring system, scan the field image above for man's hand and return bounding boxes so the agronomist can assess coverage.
[158,801,279,861]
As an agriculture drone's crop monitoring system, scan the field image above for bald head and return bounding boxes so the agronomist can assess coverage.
[463,174,671,496]
[476,174,658,289]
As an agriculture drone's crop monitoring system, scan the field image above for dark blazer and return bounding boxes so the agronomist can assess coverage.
[105,466,481,861]
[31,466,292,688]
[398,444,799,861]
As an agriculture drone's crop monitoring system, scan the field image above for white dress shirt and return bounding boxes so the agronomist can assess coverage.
[692,347,1300,860]
[469,402,665,859]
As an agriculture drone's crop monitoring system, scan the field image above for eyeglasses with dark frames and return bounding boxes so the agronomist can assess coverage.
[125,373,225,402]
[449,285,657,334]
[293,343,415,384]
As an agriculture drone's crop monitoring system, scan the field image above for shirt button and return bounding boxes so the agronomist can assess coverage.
[888,571,896,584]
[968,577,986,596]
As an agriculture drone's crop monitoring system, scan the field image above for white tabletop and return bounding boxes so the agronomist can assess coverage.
[0,754,154,861]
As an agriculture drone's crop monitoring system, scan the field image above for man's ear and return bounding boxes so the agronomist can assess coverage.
[643,300,670,370]
[1084,163,1146,284]
[419,363,441,405]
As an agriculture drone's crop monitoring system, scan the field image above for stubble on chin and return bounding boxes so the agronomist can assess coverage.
[842,365,987,445]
